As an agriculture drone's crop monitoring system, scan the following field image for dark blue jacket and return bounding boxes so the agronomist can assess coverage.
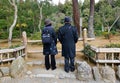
[58,23,78,58]
[42,25,58,55]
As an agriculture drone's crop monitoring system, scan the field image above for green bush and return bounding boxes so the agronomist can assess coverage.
[0,32,8,39]
[9,44,21,49]
[94,30,103,36]
[12,30,20,38]
[82,44,95,57]
[29,32,41,40]
[104,43,120,48]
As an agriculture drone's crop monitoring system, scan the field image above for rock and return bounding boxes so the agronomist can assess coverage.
[26,62,33,67]
[59,74,65,79]
[0,71,2,77]
[117,65,120,80]
[10,56,26,78]
[92,66,102,81]
[100,66,116,83]
[76,61,93,81]
[0,76,11,82]
[26,71,32,75]
[0,67,9,76]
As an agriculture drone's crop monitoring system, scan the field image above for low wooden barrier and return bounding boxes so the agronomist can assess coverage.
[0,46,25,65]
[0,29,95,65]
[0,31,27,65]
[90,46,120,67]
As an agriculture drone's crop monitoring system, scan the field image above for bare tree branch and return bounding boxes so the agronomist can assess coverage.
[8,0,13,5]
[108,16,120,33]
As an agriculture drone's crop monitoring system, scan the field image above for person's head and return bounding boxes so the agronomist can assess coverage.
[64,16,71,24]
[44,19,52,26]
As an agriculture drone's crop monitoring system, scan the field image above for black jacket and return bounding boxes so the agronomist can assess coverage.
[42,25,58,55]
[58,23,78,58]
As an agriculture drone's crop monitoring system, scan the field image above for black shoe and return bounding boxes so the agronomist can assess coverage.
[46,67,50,70]
[65,70,69,73]
[52,67,57,70]
[70,68,75,72]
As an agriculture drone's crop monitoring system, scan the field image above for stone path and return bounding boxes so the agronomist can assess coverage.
[0,60,120,83]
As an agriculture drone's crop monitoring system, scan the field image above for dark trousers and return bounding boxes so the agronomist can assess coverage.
[45,55,56,69]
[64,57,75,72]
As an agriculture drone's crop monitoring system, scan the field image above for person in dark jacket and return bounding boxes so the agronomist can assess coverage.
[41,19,58,70]
[58,16,78,73]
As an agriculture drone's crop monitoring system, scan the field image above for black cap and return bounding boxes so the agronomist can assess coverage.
[44,19,51,26]
[64,16,71,23]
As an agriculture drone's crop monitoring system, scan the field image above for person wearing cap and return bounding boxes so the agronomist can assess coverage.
[58,16,78,73]
[41,19,58,70]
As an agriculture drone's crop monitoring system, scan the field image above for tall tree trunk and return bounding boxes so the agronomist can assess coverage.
[72,0,80,37]
[8,0,18,47]
[88,0,95,38]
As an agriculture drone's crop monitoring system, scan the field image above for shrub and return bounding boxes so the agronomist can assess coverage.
[9,44,21,49]
[82,44,95,57]
[104,43,120,48]
[29,32,41,40]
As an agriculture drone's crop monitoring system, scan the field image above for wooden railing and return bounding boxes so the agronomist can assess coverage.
[0,46,25,65]
[0,31,27,65]
[90,46,120,67]
[0,29,95,64]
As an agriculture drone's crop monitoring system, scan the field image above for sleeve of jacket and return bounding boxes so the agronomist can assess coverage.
[52,29,57,44]
[58,28,63,44]
[41,29,44,39]
[73,27,79,43]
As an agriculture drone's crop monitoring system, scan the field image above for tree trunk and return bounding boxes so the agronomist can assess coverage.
[8,0,18,47]
[37,2,43,33]
[72,0,80,37]
[88,0,95,38]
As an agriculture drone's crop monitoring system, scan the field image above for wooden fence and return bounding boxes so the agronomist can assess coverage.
[0,28,95,64]
[0,31,27,65]
[0,46,25,65]
[90,46,120,67]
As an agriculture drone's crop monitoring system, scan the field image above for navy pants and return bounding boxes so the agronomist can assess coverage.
[45,55,56,70]
[64,57,75,72]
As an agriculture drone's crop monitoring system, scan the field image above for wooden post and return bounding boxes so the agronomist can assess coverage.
[17,51,19,57]
[80,17,82,38]
[7,53,10,65]
[111,53,114,68]
[22,31,27,59]
[119,53,120,60]
[83,28,87,47]
[105,53,107,66]
[0,54,3,66]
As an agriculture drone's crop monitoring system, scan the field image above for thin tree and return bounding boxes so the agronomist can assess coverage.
[72,0,80,37]
[8,0,18,47]
[37,1,43,33]
[88,0,95,38]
